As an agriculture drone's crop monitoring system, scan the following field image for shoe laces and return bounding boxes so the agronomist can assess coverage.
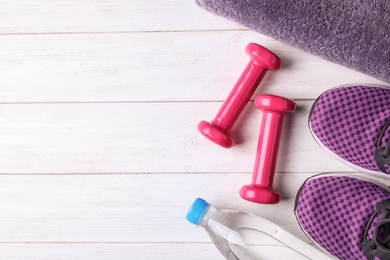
[378,121,390,159]
[374,121,390,173]
[362,200,390,259]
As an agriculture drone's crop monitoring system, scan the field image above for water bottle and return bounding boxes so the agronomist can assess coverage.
[186,198,332,260]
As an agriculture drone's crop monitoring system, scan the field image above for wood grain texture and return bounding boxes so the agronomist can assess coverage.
[0,0,241,34]
[0,1,387,259]
[0,32,386,103]
[0,101,352,174]
[0,243,226,260]
[0,243,312,260]
[0,172,322,243]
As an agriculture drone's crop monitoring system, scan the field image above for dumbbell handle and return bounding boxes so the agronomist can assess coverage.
[213,64,268,131]
[198,43,281,148]
[253,110,284,188]
[240,94,296,204]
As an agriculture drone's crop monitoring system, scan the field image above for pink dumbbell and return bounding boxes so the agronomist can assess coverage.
[240,94,296,204]
[198,43,281,148]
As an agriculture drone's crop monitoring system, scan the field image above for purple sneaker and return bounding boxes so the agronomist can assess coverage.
[309,85,390,177]
[295,174,390,260]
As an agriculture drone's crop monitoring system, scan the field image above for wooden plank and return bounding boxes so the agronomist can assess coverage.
[0,101,353,174]
[0,243,313,260]
[0,171,386,247]
[0,172,353,243]
[0,32,386,103]
[0,1,368,259]
[0,0,241,34]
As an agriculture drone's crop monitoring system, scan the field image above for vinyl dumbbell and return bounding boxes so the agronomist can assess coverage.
[198,43,281,148]
[240,94,296,204]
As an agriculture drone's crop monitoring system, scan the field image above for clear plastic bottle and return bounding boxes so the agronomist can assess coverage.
[186,198,332,260]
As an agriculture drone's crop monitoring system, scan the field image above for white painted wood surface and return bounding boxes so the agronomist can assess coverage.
[0,1,389,259]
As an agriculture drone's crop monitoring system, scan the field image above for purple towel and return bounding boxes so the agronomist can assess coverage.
[196,0,390,83]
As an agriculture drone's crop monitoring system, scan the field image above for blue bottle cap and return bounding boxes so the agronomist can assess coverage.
[186,198,210,225]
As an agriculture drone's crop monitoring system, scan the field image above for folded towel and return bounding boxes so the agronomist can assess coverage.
[196,0,390,83]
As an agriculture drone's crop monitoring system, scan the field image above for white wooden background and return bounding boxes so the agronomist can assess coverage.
[0,1,389,259]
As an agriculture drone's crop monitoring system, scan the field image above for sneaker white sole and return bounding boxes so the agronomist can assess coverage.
[308,84,390,179]
[294,173,390,260]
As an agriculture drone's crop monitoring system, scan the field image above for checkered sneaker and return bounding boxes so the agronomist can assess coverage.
[309,85,390,176]
[295,174,390,260]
